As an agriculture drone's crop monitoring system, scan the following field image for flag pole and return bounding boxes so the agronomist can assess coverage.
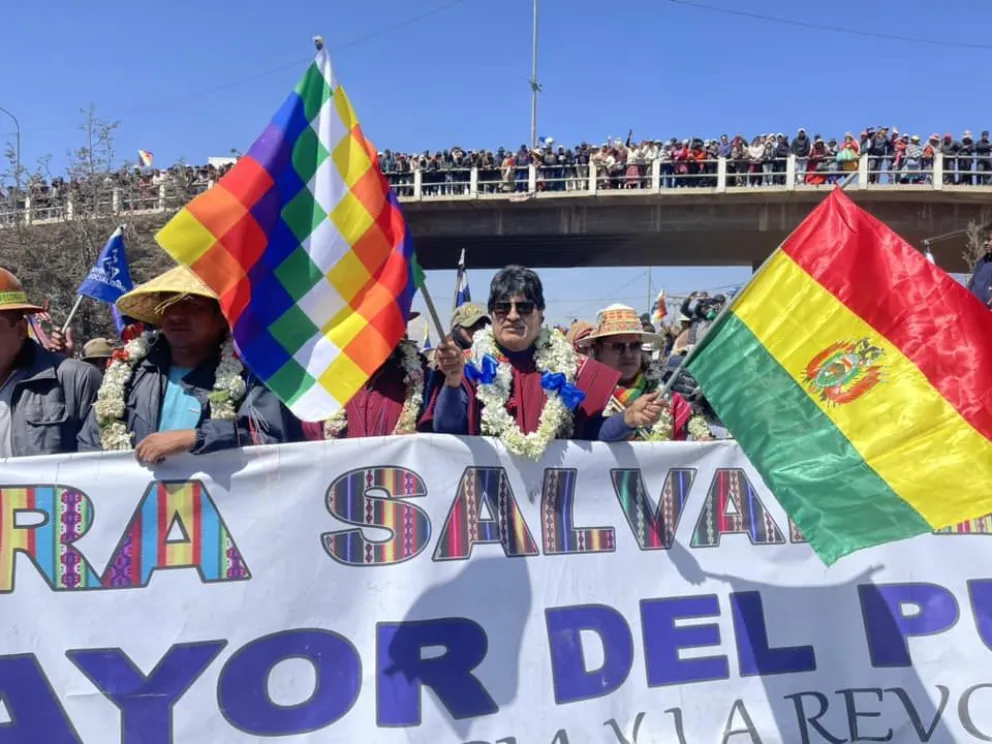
[418,281,447,345]
[662,172,858,395]
[61,222,128,334]
[60,296,84,334]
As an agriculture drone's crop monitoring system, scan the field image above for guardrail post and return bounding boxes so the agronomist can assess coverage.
[112,187,121,214]
[528,164,537,194]
[651,159,661,192]
[469,167,478,198]
[716,158,727,194]
[22,195,31,225]
[933,153,944,191]
[413,169,423,200]
[589,163,597,195]
[786,155,797,190]
[857,154,868,189]
[158,183,167,210]
[65,195,74,220]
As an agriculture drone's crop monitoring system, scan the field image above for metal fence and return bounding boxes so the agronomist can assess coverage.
[1,153,988,226]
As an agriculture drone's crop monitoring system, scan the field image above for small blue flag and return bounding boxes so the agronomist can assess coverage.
[454,248,471,309]
[423,323,432,352]
[77,226,134,333]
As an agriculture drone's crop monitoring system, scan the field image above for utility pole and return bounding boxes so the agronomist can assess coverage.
[529,0,540,149]
[0,106,21,204]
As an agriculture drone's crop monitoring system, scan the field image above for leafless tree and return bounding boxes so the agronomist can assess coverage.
[963,213,991,273]
[0,107,174,342]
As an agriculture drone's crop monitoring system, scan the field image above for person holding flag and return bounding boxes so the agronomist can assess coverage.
[580,304,713,441]
[48,226,135,357]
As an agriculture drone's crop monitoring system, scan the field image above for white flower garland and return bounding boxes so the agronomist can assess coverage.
[468,326,577,459]
[94,332,246,451]
[323,341,425,438]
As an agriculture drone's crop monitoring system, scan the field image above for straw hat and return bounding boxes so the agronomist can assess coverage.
[116,265,218,324]
[0,268,44,314]
[584,304,665,345]
[565,320,594,346]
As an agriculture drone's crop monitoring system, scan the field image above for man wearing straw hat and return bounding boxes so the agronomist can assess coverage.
[581,304,713,441]
[77,265,301,463]
[0,267,102,457]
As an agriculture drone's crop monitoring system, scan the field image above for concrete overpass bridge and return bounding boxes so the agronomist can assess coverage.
[398,155,992,272]
[3,154,989,272]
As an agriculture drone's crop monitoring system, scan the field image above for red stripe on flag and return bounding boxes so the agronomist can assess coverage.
[781,190,992,442]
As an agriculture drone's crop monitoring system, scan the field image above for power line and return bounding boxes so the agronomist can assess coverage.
[17,0,470,137]
[668,0,992,51]
[552,270,648,306]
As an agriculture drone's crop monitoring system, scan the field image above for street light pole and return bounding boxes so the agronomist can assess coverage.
[529,0,540,149]
[0,106,21,202]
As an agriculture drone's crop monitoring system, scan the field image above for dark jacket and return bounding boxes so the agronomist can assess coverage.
[77,335,302,453]
[7,340,102,457]
[969,252,992,307]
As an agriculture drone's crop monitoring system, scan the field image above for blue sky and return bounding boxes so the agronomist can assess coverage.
[3,0,988,326]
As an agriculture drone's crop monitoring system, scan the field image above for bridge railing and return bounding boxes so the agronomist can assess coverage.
[1,153,988,227]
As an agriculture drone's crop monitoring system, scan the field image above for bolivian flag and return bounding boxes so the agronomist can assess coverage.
[688,189,992,564]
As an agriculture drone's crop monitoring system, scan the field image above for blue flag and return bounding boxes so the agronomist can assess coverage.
[454,248,471,309]
[77,227,134,333]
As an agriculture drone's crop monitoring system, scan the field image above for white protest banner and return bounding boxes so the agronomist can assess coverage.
[0,435,989,743]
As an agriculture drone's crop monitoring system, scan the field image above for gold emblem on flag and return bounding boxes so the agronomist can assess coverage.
[804,338,884,405]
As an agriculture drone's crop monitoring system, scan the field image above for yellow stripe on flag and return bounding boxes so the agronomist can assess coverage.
[733,251,992,529]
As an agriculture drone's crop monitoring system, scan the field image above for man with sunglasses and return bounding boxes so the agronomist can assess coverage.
[423,266,665,449]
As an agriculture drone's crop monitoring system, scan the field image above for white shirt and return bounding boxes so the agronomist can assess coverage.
[0,369,24,458]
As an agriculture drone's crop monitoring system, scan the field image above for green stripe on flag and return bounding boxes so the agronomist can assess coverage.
[412,252,425,290]
[687,313,930,564]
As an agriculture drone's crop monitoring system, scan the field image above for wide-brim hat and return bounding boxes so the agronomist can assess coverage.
[0,268,44,314]
[583,304,665,345]
[116,264,218,324]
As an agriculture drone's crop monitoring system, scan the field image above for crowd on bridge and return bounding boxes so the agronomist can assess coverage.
[4,126,992,222]
[0,162,234,222]
[380,126,992,194]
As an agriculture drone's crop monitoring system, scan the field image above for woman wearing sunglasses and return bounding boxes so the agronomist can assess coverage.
[580,304,713,442]
[423,266,666,459]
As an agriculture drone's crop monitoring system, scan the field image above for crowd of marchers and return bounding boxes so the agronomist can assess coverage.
[2,238,989,462]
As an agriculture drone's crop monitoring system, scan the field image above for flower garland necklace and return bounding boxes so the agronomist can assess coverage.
[322,341,425,438]
[467,326,581,460]
[94,327,247,451]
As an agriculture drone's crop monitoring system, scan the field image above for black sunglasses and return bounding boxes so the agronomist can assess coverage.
[492,301,537,318]
[603,341,643,354]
